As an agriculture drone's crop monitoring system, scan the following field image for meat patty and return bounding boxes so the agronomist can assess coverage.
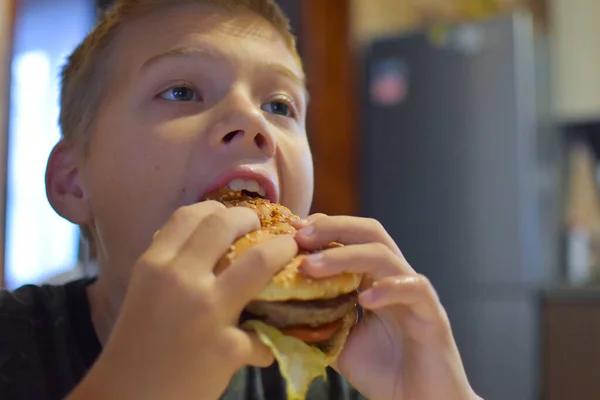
[245,292,358,328]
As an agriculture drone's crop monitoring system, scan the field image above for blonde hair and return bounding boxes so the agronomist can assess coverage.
[59,0,299,254]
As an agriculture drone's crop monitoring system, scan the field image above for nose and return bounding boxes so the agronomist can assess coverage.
[209,93,276,159]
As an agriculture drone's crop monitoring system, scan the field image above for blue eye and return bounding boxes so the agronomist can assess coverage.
[160,86,199,102]
[262,100,294,118]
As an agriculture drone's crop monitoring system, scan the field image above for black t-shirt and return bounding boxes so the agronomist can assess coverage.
[0,278,364,399]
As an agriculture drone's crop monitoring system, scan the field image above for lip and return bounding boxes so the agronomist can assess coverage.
[201,166,279,203]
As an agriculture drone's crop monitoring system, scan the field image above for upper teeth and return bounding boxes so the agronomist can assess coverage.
[227,179,267,197]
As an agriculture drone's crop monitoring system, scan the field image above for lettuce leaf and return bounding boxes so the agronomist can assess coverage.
[242,320,329,400]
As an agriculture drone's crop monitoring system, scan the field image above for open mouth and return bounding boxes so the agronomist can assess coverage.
[227,178,267,198]
[204,176,278,203]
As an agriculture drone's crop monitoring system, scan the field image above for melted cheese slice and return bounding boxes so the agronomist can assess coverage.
[243,320,329,400]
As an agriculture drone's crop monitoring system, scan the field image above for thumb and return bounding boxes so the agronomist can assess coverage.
[245,332,275,368]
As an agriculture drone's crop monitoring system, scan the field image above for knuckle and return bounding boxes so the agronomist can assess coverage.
[248,245,272,271]
[133,255,166,281]
[415,274,432,289]
[202,200,227,212]
[167,273,221,319]
[204,206,258,230]
[371,241,391,254]
[171,202,226,225]
[201,210,231,230]
[170,205,197,226]
[193,293,221,322]
[170,269,215,300]
[414,274,439,298]
[231,206,261,223]
[132,256,183,297]
[135,256,220,313]
[366,217,385,232]
[371,242,394,260]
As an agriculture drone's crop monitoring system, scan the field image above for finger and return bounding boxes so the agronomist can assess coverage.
[301,242,415,281]
[143,201,226,264]
[244,332,275,368]
[295,216,402,257]
[290,213,327,229]
[359,275,442,322]
[225,328,275,368]
[217,234,298,313]
[174,207,261,272]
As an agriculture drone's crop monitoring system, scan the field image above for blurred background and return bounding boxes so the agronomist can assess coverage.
[1,0,600,399]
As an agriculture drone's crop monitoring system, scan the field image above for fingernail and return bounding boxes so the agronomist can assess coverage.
[305,252,323,266]
[298,225,315,237]
[359,289,378,305]
[292,218,309,228]
[307,214,324,222]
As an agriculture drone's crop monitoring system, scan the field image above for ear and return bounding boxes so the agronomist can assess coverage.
[45,141,91,225]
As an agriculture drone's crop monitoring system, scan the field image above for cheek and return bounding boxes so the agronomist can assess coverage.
[85,128,195,257]
[300,144,314,189]
[90,115,202,199]
[91,136,183,192]
[279,138,314,217]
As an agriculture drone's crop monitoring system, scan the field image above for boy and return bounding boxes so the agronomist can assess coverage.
[0,1,482,399]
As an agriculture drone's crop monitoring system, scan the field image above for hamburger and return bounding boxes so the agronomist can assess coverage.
[207,188,361,399]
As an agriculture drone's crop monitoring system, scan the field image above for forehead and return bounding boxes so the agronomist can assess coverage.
[110,4,303,80]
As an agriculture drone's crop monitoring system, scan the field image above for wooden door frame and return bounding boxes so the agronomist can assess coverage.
[0,0,17,287]
[300,0,359,217]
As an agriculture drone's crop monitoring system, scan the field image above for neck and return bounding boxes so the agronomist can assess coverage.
[86,274,127,345]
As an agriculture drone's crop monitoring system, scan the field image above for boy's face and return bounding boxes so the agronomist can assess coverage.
[79,5,312,276]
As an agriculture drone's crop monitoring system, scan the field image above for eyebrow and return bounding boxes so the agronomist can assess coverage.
[141,46,223,70]
[141,46,309,100]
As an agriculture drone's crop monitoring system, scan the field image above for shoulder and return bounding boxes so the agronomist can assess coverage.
[0,283,69,330]
[0,278,95,348]
[0,282,73,362]
[0,282,75,398]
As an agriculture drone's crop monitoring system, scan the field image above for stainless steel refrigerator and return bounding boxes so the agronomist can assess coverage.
[360,11,564,400]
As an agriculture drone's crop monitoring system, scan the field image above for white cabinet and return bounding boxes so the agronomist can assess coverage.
[550,0,600,122]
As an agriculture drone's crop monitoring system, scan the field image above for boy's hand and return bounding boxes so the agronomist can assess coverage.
[77,201,298,400]
[295,214,481,400]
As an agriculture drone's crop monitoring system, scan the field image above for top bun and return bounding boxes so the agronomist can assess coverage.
[209,190,361,302]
